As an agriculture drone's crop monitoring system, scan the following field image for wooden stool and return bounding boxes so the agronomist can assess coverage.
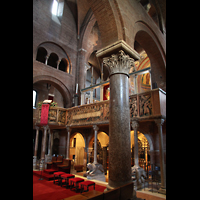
[53,171,66,185]
[60,174,75,188]
[69,177,84,193]
[80,180,95,193]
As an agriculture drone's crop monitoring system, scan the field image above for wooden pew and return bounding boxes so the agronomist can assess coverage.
[57,159,71,173]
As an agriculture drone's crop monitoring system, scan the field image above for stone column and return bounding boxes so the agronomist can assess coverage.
[66,126,71,159]
[155,119,166,194]
[33,126,39,169]
[45,55,49,65]
[90,90,93,103]
[100,85,104,101]
[103,50,135,189]
[93,125,99,164]
[56,60,61,69]
[81,91,85,105]
[41,125,48,160]
[131,121,139,166]
[134,74,137,94]
[48,128,51,155]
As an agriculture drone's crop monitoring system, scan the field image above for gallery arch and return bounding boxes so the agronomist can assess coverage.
[130,131,152,169]
[70,132,86,165]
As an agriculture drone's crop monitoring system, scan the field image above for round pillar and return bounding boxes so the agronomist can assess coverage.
[103,50,135,189]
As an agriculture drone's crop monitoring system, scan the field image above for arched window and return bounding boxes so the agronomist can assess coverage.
[33,90,37,108]
[59,58,69,72]
[47,53,59,68]
[36,47,47,63]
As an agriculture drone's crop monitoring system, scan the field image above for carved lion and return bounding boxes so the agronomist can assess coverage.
[131,165,146,185]
[85,163,104,177]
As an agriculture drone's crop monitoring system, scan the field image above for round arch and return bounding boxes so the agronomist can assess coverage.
[36,41,72,74]
[88,131,109,149]
[70,132,86,148]
[33,75,72,108]
[134,21,166,91]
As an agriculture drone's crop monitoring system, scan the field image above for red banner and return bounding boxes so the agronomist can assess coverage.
[40,104,49,125]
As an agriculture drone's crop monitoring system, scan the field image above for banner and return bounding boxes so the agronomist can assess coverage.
[40,104,49,125]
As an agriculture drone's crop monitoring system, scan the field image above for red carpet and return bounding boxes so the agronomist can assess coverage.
[33,174,106,200]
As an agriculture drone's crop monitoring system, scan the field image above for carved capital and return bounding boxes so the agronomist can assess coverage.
[66,126,71,133]
[103,50,135,77]
[131,120,139,129]
[155,119,165,126]
[93,125,99,132]
[43,125,49,130]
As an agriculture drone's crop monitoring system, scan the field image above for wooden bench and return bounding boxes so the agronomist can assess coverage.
[61,181,134,200]
[62,194,88,200]
[82,190,103,200]
[74,165,84,172]
[120,182,134,200]
[103,187,120,200]
[57,159,71,173]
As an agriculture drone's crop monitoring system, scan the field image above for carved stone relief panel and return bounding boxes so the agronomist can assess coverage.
[139,94,152,117]
[129,97,138,118]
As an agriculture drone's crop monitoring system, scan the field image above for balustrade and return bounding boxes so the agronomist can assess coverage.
[36,88,165,127]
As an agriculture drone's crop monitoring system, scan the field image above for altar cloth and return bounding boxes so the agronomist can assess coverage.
[40,104,49,125]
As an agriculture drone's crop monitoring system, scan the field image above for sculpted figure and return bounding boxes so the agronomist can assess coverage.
[131,165,146,189]
[85,162,104,177]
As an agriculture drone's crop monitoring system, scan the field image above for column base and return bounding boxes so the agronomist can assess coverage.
[33,156,37,169]
[107,179,132,190]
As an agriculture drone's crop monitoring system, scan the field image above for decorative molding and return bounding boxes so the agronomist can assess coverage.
[103,50,135,77]
[131,120,139,129]
[93,125,99,131]
[96,40,140,60]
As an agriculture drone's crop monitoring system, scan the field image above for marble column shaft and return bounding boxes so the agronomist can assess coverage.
[93,125,99,164]
[66,126,71,159]
[34,126,39,157]
[131,121,139,166]
[41,125,48,160]
[155,119,166,189]
[103,50,135,189]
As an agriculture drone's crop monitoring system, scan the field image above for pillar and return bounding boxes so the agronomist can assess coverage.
[66,126,71,159]
[90,90,93,103]
[57,60,61,70]
[103,50,135,189]
[155,119,166,194]
[45,55,49,65]
[134,74,137,94]
[33,126,39,169]
[81,91,85,105]
[48,128,51,155]
[100,85,103,101]
[41,125,48,160]
[93,125,99,164]
[131,121,139,166]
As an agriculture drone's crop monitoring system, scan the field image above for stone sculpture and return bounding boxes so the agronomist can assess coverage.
[131,165,146,190]
[84,162,105,182]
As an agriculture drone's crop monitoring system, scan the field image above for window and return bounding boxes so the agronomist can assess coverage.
[33,90,37,108]
[51,0,64,24]
[36,47,47,63]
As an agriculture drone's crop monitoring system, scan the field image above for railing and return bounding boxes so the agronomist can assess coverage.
[65,100,109,127]
[129,88,166,120]
[36,88,165,127]
[37,107,67,126]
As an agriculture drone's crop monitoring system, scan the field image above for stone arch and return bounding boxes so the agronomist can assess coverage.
[88,131,109,149]
[37,41,72,74]
[134,21,166,90]
[33,75,72,108]
[88,0,124,47]
[70,132,86,148]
